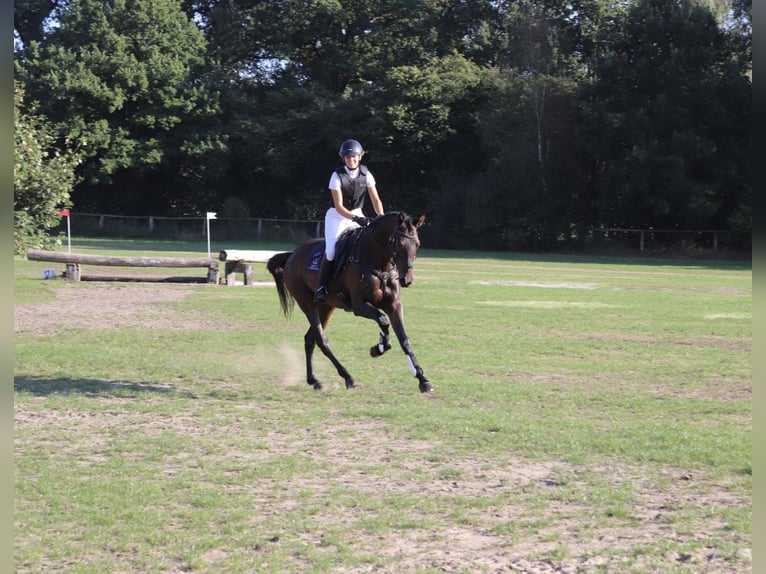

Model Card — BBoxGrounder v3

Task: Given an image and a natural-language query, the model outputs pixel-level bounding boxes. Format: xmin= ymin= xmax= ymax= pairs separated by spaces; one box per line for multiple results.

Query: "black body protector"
xmin=330 ymin=165 xmax=369 ymax=211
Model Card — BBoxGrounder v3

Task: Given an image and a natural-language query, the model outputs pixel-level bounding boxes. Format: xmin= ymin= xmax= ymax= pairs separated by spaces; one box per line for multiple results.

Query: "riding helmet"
xmin=339 ymin=139 xmax=364 ymax=158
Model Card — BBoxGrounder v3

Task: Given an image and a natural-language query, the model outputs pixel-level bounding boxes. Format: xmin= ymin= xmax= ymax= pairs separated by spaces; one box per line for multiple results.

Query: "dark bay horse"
xmin=266 ymin=212 xmax=433 ymax=393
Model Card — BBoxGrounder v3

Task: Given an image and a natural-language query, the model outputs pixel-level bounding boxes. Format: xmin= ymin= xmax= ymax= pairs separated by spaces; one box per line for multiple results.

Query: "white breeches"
xmin=324 ymin=207 xmax=364 ymax=261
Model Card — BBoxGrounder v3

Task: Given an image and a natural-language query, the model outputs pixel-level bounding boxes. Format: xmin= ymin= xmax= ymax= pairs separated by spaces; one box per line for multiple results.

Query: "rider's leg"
xmin=315 ymin=207 xmax=359 ymax=303
xmin=315 ymin=209 xmax=341 ymax=303
xmin=314 ymin=255 xmax=334 ymax=302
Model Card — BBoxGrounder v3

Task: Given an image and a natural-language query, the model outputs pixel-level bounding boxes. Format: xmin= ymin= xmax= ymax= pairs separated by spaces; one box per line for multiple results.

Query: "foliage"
xmin=582 ymin=0 xmax=751 ymax=239
xmin=16 ymin=0 xmax=222 ymax=214
xmin=13 ymin=0 xmax=751 ymax=251
xmin=13 ymin=81 xmax=79 ymax=255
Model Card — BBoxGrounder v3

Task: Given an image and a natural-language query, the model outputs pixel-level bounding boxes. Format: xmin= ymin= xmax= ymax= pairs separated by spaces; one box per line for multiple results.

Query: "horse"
xmin=266 ymin=211 xmax=433 ymax=394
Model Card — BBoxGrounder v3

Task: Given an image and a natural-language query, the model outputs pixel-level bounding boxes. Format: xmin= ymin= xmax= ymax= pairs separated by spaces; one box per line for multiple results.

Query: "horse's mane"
xmin=370 ymin=211 xmax=413 ymax=231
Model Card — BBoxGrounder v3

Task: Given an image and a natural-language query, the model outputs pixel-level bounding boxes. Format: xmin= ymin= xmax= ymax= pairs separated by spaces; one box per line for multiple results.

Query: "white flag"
xmin=206 ymin=212 xmax=217 ymax=220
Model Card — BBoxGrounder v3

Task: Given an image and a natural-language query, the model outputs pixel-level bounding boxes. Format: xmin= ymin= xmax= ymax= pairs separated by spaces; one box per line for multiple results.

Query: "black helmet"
xmin=338 ymin=139 xmax=364 ymax=158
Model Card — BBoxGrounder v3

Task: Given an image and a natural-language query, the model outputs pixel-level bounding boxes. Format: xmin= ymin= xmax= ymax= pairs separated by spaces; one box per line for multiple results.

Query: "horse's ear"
xmin=415 ymin=214 xmax=426 ymax=228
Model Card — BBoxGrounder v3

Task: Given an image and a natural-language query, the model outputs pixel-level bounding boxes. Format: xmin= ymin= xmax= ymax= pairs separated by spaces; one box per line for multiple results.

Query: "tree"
xmin=14 ymin=81 xmax=80 ymax=254
xmin=15 ymin=0 xmax=751 ymax=252
xmin=583 ymin=0 xmax=751 ymax=243
xmin=428 ymin=1 xmax=594 ymax=250
xmin=16 ymin=0 xmax=221 ymax=213
xmin=13 ymin=0 xmax=58 ymax=47
xmin=183 ymin=0 xmax=497 ymax=218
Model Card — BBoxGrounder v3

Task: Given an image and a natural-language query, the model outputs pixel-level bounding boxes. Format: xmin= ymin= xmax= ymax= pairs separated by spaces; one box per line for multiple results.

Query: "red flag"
xmin=60 ymin=209 xmax=70 ymax=217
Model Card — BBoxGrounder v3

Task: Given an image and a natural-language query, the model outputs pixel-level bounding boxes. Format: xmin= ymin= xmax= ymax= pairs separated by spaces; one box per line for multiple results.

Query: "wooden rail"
xmin=27 ymin=249 xmax=220 ymax=283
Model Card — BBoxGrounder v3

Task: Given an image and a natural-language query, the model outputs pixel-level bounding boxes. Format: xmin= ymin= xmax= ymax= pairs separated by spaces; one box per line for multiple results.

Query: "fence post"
xmin=640 ymin=231 xmax=645 ymax=252
xmin=713 ymin=232 xmax=718 ymax=252
xmin=149 ymin=217 xmax=154 ymax=233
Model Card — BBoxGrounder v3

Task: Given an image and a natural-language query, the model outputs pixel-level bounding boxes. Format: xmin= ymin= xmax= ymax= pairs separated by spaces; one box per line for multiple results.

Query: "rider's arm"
xmin=367 ymin=185 xmax=384 ymax=216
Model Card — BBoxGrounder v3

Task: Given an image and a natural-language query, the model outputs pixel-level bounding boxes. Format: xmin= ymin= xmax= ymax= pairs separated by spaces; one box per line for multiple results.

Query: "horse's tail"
xmin=266 ymin=252 xmax=294 ymax=317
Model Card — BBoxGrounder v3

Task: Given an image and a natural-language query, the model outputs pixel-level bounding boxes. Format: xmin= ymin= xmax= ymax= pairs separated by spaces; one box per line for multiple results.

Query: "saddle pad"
xmin=308 ymin=241 xmax=324 ymax=272
xmin=307 ymin=228 xmax=363 ymax=274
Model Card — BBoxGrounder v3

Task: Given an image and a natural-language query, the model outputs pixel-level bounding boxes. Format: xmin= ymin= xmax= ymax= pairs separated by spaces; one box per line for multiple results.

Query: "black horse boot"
xmin=314 ymin=256 xmax=334 ymax=302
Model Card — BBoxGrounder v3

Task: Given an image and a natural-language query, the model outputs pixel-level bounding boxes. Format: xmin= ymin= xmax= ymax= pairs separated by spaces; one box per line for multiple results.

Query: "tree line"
xmin=14 ymin=0 xmax=751 ymax=253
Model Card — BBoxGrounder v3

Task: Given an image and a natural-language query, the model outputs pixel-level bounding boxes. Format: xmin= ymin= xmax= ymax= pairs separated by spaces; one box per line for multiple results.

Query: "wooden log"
xmin=27 ymin=249 xmax=219 ymax=269
xmin=27 ymin=249 xmax=220 ymax=283
xmin=218 ymin=249 xmax=278 ymax=262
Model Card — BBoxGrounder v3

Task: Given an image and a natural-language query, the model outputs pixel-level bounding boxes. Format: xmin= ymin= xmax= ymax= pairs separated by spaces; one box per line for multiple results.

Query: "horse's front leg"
xmin=371 ymin=324 xmax=393 ymax=358
xmin=370 ymin=312 xmax=392 ymax=358
xmin=386 ymin=301 xmax=433 ymax=393
xmin=350 ymin=300 xmax=392 ymax=358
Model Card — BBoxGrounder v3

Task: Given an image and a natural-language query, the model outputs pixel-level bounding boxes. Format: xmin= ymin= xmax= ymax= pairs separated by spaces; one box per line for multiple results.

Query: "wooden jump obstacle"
xmin=27 ymin=249 xmax=220 ymax=283
xmin=217 ymin=250 xmax=279 ymax=286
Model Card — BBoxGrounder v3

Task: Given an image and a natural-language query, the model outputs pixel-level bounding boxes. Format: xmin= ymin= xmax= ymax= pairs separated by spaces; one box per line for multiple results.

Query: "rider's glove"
xmin=352 ymin=215 xmax=372 ymax=227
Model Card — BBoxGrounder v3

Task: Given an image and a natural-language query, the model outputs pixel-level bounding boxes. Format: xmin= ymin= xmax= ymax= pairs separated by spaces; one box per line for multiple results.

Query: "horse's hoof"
xmin=370 ymin=343 xmax=391 ymax=358
xmin=419 ymin=382 xmax=433 ymax=393
xmin=313 ymin=382 xmax=323 ymax=390
xmin=345 ymin=378 xmax=356 ymax=389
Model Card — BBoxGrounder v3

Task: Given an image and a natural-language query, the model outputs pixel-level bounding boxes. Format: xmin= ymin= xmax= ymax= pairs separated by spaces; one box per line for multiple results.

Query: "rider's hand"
xmin=352 ymin=215 xmax=372 ymax=227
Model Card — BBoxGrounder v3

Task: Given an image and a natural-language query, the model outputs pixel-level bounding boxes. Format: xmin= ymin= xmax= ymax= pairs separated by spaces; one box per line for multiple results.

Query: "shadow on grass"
xmin=14 ymin=376 xmax=198 ymax=398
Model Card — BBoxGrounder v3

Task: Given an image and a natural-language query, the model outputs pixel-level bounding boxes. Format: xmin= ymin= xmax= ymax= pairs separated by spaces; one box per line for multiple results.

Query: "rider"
xmin=314 ymin=139 xmax=385 ymax=302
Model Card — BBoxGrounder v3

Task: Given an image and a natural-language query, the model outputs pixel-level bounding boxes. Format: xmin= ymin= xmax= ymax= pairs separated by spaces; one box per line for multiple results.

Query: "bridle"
xmin=364 ymin=221 xmax=418 ymax=284
xmin=387 ymin=229 xmax=418 ymax=271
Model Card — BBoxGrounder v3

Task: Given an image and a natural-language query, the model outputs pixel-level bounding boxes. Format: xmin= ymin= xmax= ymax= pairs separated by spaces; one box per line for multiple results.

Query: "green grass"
xmin=14 ymin=240 xmax=751 ymax=572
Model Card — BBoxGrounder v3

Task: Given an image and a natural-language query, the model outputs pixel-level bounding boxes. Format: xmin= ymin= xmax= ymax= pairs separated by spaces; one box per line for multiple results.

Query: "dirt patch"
xmin=14 ymin=398 xmax=751 ymax=573
xmin=14 ymin=283 xmax=225 ymax=335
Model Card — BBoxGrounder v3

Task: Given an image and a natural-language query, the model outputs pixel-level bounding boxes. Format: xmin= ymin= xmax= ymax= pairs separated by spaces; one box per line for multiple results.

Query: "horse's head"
xmin=389 ymin=213 xmax=425 ymax=287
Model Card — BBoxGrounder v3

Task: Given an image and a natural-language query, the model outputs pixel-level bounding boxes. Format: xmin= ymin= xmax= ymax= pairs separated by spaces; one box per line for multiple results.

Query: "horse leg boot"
xmin=313 ymin=256 xmax=334 ymax=303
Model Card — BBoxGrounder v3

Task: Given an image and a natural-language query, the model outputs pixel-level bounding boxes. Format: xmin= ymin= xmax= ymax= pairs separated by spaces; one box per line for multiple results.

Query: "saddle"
xmin=333 ymin=226 xmax=364 ymax=276
xmin=307 ymin=226 xmax=365 ymax=277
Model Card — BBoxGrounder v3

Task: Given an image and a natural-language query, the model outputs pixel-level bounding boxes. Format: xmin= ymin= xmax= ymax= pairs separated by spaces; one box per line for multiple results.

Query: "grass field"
xmin=14 ymin=239 xmax=751 ymax=573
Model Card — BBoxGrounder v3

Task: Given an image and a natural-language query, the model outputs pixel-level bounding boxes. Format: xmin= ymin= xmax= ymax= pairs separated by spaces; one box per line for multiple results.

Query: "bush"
xmin=14 ymin=80 xmax=80 ymax=254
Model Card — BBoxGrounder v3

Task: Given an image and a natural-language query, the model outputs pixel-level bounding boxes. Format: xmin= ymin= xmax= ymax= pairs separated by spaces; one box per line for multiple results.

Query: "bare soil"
xmin=15 ymin=281 xmax=752 ymax=573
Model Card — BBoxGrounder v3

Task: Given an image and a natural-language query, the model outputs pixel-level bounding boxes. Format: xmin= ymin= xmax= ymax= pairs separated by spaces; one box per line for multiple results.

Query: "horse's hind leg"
xmin=304 ymin=327 xmax=321 ymax=390
xmin=318 ymin=306 xmax=357 ymax=389
xmin=300 ymin=304 xmax=356 ymax=390
xmin=312 ymin=327 xmax=356 ymax=389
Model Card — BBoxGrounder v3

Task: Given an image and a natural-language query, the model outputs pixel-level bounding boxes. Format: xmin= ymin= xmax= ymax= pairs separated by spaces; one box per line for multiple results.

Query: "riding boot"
xmin=314 ymin=256 xmax=334 ymax=302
